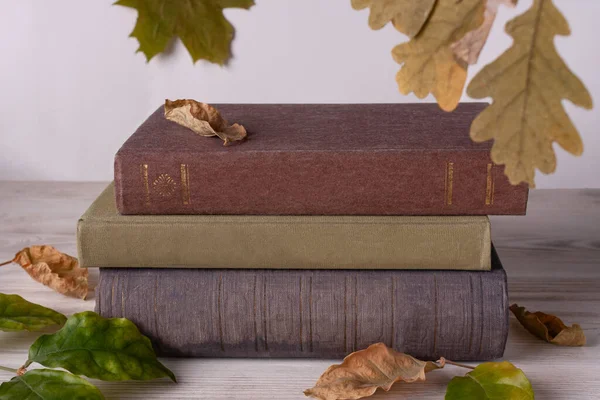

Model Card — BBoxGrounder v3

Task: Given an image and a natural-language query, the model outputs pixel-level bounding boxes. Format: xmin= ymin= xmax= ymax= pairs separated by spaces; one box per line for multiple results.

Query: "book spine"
xmin=77 ymin=195 xmax=491 ymax=269
xmin=95 ymin=254 xmax=508 ymax=360
xmin=114 ymin=149 xmax=528 ymax=215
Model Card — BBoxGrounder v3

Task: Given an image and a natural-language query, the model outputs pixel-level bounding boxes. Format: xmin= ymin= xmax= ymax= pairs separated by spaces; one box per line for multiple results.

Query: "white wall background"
xmin=1 ymin=0 xmax=598 ymax=188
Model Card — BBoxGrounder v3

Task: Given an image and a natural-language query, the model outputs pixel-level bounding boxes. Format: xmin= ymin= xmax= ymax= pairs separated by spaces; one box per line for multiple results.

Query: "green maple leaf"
xmin=115 ymin=0 xmax=255 ymax=64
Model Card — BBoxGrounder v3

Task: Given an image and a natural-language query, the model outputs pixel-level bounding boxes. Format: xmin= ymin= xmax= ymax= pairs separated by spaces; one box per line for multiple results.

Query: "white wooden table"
xmin=0 ymin=182 xmax=599 ymax=399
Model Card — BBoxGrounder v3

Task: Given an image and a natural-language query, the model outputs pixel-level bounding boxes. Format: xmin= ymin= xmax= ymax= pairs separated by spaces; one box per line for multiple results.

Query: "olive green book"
xmin=77 ymin=183 xmax=491 ymax=270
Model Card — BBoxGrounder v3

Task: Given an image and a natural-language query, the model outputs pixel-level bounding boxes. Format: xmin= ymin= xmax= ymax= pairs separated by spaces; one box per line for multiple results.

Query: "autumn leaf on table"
xmin=114 ymin=0 xmax=255 ymax=64
xmin=451 ymin=0 xmax=517 ymax=65
xmin=165 ymin=99 xmax=247 ymax=146
xmin=0 ymin=293 xmax=66 ymax=332
xmin=25 ymin=311 xmax=176 ymax=382
xmin=0 ymin=246 xmax=88 ymax=299
xmin=351 ymin=0 xmax=436 ymax=38
xmin=510 ymin=304 xmax=586 ymax=346
xmin=445 ymin=361 xmax=534 ymax=400
xmin=0 ymin=369 xmax=105 ymax=400
xmin=392 ymin=0 xmax=485 ymax=111
xmin=467 ymin=0 xmax=593 ymax=187
xmin=304 ymin=343 xmax=443 ymax=400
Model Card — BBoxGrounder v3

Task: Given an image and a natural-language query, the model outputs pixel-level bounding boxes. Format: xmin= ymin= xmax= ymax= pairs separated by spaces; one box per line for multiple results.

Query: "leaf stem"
xmin=443 ymin=359 xmax=476 ymax=370
xmin=0 ymin=259 xmax=13 ymax=267
xmin=0 ymin=365 xmax=18 ymax=374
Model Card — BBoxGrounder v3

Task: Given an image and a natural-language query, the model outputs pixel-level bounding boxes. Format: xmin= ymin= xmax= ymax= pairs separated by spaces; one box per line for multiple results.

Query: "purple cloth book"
xmin=95 ymin=248 xmax=508 ymax=361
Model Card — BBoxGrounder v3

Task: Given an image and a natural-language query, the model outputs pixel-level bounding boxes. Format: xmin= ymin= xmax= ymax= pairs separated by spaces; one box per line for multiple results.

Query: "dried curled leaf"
xmin=467 ymin=0 xmax=593 ymax=187
xmin=392 ymin=0 xmax=485 ymax=111
xmin=2 ymin=246 xmax=88 ymax=299
xmin=351 ymin=0 xmax=436 ymax=38
xmin=451 ymin=0 xmax=517 ymax=65
xmin=510 ymin=304 xmax=585 ymax=346
xmin=304 ymin=343 xmax=443 ymax=400
xmin=164 ymin=99 xmax=247 ymax=146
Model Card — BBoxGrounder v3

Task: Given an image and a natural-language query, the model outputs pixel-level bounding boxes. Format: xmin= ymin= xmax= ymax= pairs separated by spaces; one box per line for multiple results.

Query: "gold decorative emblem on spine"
xmin=444 ymin=162 xmax=454 ymax=205
xmin=152 ymin=173 xmax=177 ymax=197
xmin=180 ymin=164 xmax=191 ymax=205
xmin=140 ymin=164 xmax=150 ymax=205
xmin=485 ymin=163 xmax=496 ymax=205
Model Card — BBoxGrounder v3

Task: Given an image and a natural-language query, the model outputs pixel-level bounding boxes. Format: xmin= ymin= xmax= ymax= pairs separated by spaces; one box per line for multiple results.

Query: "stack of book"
xmin=77 ymin=103 xmax=528 ymax=361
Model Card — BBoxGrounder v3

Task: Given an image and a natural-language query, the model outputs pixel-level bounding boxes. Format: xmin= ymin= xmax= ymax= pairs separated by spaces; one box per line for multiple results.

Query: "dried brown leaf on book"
xmin=0 ymin=246 xmax=88 ymax=299
xmin=351 ymin=0 xmax=436 ymax=38
xmin=467 ymin=0 xmax=593 ymax=187
xmin=164 ymin=99 xmax=247 ymax=146
xmin=304 ymin=342 xmax=444 ymax=400
xmin=392 ymin=0 xmax=485 ymax=111
xmin=451 ymin=0 xmax=517 ymax=65
xmin=510 ymin=304 xmax=585 ymax=346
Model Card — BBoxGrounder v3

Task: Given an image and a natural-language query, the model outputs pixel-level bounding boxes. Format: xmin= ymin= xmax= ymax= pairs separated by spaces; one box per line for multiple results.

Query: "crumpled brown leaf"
xmin=304 ymin=343 xmax=444 ymax=400
xmin=164 ymin=99 xmax=247 ymax=146
xmin=451 ymin=0 xmax=517 ymax=65
xmin=510 ymin=304 xmax=585 ymax=346
xmin=0 ymin=246 xmax=88 ymax=299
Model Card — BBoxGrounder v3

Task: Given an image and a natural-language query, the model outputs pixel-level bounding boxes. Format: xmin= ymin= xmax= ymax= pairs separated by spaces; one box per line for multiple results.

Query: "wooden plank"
xmin=0 ymin=182 xmax=598 ymax=399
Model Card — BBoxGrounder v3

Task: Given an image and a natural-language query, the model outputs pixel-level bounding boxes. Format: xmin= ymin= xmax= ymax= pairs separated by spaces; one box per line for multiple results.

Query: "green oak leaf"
xmin=115 ymin=0 xmax=255 ymax=64
xmin=0 ymin=369 xmax=104 ymax=400
xmin=0 ymin=293 xmax=66 ymax=332
xmin=445 ymin=361 xmax=534 ymax=400
xmin=26 ymin=311 xmax=176 ymax=382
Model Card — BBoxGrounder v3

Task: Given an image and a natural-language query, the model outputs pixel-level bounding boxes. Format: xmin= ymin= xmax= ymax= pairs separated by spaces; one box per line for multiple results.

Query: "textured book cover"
xmin=95 ymin=248 xmax=508 ymax=361
xmin=115 ymin=103 xmax=528 ymax=216
xmin=78 ymin=183 xmax=491 ymax=270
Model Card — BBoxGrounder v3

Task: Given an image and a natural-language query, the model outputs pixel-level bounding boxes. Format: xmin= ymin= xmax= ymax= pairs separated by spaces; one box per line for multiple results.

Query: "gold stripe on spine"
xmin=180 ymin=164 xmax=191 ymax=205
xmin=485 ymin=163 xmax=495 ymax=205
xmin=445 ymin=162 xmax=454 ymax=205
xmin=140 ymin=164 xmax=150 ymax=205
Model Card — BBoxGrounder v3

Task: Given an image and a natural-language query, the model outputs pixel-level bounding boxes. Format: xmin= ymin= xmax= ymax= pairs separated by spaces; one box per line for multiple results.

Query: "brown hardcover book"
xmin=115 ymin=103 xmax=528 ymax=215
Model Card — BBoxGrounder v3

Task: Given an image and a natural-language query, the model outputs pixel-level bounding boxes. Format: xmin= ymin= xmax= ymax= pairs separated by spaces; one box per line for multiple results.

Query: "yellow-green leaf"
xmin=0 ymin=369 xmax=105 ymax=400
xmin=451 ymin=0 xmax=517 ymax=65
xmin=114 ymin=0 xmax=255 ymax=64
xmin=0 ymin=293 xmax=66 ymax=332
xmin=27 ymin=311 xmax=175 ymax=382
xmin=445 ymin=361 xmax=533 ymax=400
xmin=467 ymin=0 xmax=593 ymax=187
xmin=351 ymin=0 xmax=437 ymax=38
xmin=510 ymin=304 xmax=586 ymax=346
xmin=392 ymin=0 xmax=485 ymax=111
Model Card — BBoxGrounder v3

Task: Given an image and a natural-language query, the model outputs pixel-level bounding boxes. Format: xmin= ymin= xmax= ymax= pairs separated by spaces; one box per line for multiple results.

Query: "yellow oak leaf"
xmin=467 ymin=0 xmax=593 ymax=187
xmin=114 ymin=0 xmax=254 ymax=64
xmin=451 ymin=0 xmax=517 ymax=65
xmin=1 ymin=246 xmax=88 ymax=299
xmin=392 ymin=0 xmax=486 ymax=111
xmin=351 ymin=0 xmax=436 ymax=38
xmin=510 ymin=304 xmax=585 ymax=346
xmin=304 ymin=343 xmax=443 ymax=400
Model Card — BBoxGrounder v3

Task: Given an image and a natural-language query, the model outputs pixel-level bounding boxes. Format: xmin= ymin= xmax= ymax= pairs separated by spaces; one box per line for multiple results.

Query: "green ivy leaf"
xmin=114 ymin=0 xmax=255 ymax=64
xmin=445 ymin=361 xmax=534 ymax=400
xmin=26 ymin=311 xmax=176 ymax=382
xmin=0 ymin=293 xmax=66 ymax=332
xmin=0 ymin=369 xmax=104 ymax=400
